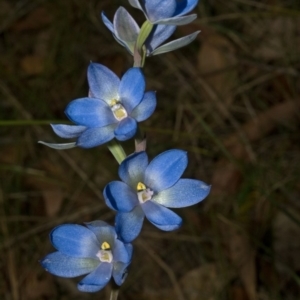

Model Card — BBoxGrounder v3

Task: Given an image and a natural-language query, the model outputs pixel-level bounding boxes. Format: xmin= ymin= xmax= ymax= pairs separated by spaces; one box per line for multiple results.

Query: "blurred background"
xmin=0 ymin=0 xmax=299 ymax=299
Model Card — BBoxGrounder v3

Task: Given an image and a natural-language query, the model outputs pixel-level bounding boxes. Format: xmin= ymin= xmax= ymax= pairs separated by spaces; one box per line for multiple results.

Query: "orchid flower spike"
xmin=39 ymin=63 xmax=156 ymax=149
xmin=104 ymin=149 xmax=211 ymax=242
xmin=40 ymin=221 xmax=133 ymax=293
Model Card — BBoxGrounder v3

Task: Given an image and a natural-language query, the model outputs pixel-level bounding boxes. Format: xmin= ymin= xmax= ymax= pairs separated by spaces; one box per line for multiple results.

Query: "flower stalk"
xmin=107 ymin=140 xmax=127 ymax=164
xmin=136 ymin=20 xmax=153 ymax=55
xmin=109 ymin=281 xmax=120 ymax=300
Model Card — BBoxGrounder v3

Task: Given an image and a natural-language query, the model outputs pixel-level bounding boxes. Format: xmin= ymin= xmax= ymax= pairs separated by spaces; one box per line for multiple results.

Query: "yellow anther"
xmin=137 ymin=182 xmax=146 ymax=191
xmin=109 ymin=99 xmax=120 ymax=107
xmin=110 ymin=99 xmax=118 ymax=107
xmin=101 ymin=241 xmax=111 ymax=250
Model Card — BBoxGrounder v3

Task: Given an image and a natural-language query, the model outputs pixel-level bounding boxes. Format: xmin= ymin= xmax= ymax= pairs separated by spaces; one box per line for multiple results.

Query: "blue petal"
xmin=145 ymin=24 xmax=176 ymax=54
xmin=175 ymin=0 xmax=199 ymax=16
xmin=144 ymin=0 xmax=176 ymax=23
xmin=40 ymin=252 xmax=99 ymax=278
xmin=113 ymin=261 xmax=130 ymax=286
xmin=128 ymin=0 xmax=143 ymax=10
xmin=87 ymin=63 xmax=120 ymax=102
xmin=142 ymin=201 xmax=182 ymax=231
xmin=125 ymin=243 xmax=133 ymax=259
xmin=119 ymin=68 xmax=145 ymax=113
xmin=114 ymin=117 xmax=137 ymax=141
xmin=51 ymin=124 xmax=86 ymax=138
xmin=115 ymin=205 xmax=145 ymax=243
xmin=50 ymin=224 xmax=99 ymax=258
xmin=104 ymin=181 xmax=138 ymax=212
xmin=131 ymin=91 xmax=156 ymax=122
xmin=155 ymin=14 xmax=197 ymax=25
xmin=78 ymin=262 xmax=113 ymax=292
xmin=101 ymin=11 xmax=130 ymax=51
xmin=144 ymin=149 xmax=188 ymax=192
xmin=113 ymin=239 xmax=131 ymax=263
xmin=85 ymin=221 xmax=116 ymax=249
xmin=76 ymin=124 xmax=115 ymax=148
xmin=101 ymin=11 xmax=115 ymax=34
xmin=38 ymin=141 xmax=77 ymax=150
xmin=118 ymin=151 xmax=148 ymax=189
xmin=65 ymin=98 xmax=115 ymax=127
xmin=151 ymin=31 xmax=200 ymax=56
xmin=114 ymin=7 xmax=139 ymax=54
xmin=153 ymin=179 xmax=211 ymax=208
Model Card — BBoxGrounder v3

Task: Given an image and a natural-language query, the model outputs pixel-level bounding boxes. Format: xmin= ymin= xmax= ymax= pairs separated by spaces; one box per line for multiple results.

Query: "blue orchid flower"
xmin=101 ymin=7 xmax=200 ymax=56
xmin=40 ymin=63 xmax=156 ymax=149
xmin=40 ymin=221 xmax=133 ymax=293
xmin=103 ymin=149 xmax=211 ymax=243
xmin=128 ymin=0 xmax=199 ymax=25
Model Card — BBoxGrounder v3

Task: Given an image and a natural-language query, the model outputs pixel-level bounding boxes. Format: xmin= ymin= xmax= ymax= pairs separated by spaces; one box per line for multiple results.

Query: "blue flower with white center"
xmin=39 ymin=63 xmax=156 ymax=149
xmin=103 ymin=149 xmax=211 ymax=243
xmin=128 ymin=0 xmax=199 ymax=25
xmin=101 ymin=7 xmax=200 ymax=56
xmin=40 ymin=221 xmax=133 ymax=293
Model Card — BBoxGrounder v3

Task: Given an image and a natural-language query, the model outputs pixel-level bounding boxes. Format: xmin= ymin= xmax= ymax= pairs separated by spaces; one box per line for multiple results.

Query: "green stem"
xmin=109 ymin=289 xmax=119 ymax=300
xmin=133 ymin=20 xmax=153 ymax=68
xmin=133 ymin=45 xmax=147 ymax=68
xmin=136 ymin=20 xmax=153 ymax=54
xmin=134 ymin=124 xmax=146 ymax=152
xmin=109 ymin=281 xmax=120 ymax=300
xmin=107 ymin=140 xmax=127 ymax=164
xmin=135 ymin=124 xmax=144 ymax=142
xmin=133 ymin=49 xmax=142 ymax=67
xmin=141 ymin=45 xmax=147 ymax=68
